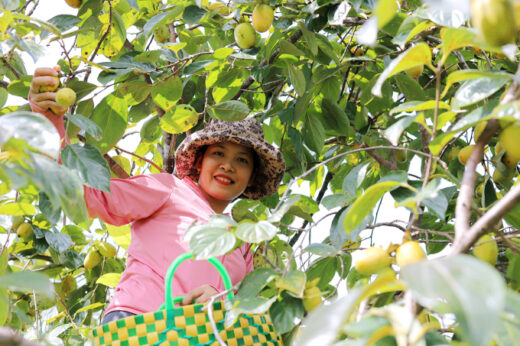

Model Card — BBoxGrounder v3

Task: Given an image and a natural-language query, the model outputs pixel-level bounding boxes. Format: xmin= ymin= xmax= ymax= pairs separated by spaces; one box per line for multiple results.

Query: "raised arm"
xmin=28 ymin=66 xmax=68 ymax=141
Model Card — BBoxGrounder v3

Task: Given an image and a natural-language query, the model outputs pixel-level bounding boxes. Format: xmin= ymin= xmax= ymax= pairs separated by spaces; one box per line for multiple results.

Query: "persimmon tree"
xmin=1 ymin=0 xmax=520 ymax=345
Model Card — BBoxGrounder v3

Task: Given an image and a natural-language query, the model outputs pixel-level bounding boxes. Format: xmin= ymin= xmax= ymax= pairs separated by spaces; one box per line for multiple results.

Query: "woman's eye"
xmin=212 ymin=151 xmax=224 ymax=156
xmin=238 ymin=157 xmax=249 ymax=164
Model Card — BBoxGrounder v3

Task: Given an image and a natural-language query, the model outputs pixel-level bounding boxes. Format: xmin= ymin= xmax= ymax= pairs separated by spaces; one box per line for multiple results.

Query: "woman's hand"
xmin=181 ymin=285 xmax=219 ymax=306
xmin=28 ymin=66 xmax=67 ymax=116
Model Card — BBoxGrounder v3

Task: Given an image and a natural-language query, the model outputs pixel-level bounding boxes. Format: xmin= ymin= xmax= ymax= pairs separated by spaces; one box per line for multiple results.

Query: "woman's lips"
xmin=214 ymin=174 xmax=233 ymax=185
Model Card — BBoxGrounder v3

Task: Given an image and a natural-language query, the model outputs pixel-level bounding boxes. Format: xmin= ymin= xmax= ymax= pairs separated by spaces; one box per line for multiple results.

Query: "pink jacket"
xmin=29 ymin=98 xmax=253 ymax=315
xmin=85 ymin=174 xmax=253 ymax=315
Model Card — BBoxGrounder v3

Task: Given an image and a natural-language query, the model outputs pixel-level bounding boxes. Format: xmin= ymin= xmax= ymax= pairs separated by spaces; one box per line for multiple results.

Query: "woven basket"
xmin=91 ymin=252 xmax=282 ymax=345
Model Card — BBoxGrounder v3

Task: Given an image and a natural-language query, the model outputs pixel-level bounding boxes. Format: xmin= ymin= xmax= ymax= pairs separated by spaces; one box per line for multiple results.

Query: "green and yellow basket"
xmin=91 ymin=252 xmax=282 ymax=345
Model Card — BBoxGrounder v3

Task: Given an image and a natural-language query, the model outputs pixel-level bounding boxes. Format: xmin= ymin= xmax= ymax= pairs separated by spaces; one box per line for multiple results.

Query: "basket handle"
xmin=164 ymin=252 xmax=234 ymax=310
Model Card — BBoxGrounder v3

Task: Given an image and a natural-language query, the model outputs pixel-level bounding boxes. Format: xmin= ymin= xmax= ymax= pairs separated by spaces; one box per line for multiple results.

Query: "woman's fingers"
xmin=180 ymin=285 xmax=219 ymax=306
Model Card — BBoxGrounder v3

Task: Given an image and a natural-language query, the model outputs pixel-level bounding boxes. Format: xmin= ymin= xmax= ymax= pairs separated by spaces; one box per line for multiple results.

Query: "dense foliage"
xmin=1 ymin=0 xmax=520 ymax=345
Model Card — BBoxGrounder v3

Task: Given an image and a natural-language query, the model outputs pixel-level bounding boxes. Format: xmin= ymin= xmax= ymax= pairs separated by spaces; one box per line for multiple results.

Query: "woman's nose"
xmin=220 ymin=161 xmax=234 ymax=171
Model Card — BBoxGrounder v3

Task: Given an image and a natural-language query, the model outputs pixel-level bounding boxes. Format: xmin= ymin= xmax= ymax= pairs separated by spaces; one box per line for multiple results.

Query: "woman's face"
xmin=197 ymin=141 xmax=255 ymax=212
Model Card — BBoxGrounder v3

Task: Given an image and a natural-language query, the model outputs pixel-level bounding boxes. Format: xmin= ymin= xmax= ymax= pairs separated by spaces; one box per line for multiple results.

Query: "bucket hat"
xmin=175 ymin=117 xmax=285 ymax=200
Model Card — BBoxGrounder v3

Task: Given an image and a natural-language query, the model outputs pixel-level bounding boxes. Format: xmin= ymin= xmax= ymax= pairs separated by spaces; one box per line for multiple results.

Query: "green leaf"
xmin=304 ymin=243 xmax=338 ymax=257
xmin=118 ymin=80 xmax=152 ymax=106
xmin=439 ymin=27 xmax=477 ymax=66
xmin=400 ymin=255 xmax=505 ymax=346
xmin=298 ymin=23 xmax=318 ymax=56
xmin=490 ymin=100 xmax=520 ymax=125
xmin=61 ymin=143 xmax=111 ymax=191
xmin=0 ymin=271 xmax=54 ymax=297
xmin=207 ymin=101 xmax=249 ymax=121
xmin=235 ymin=268 xmax=278 ymax=301
xmin=279 ymin=40 xmax=305 ymax=57
xmin=58 ymin=250 xmax=84 ymax=269
xmin=143 ymin=6 xmax=184 ymax=37
xmin=0 ymin=287 xmax=8 ymax=325
xmin=151 ymin=76 xmax=182 ymax=111
xmin=183 ymin=5 xmax=207 ymax=24
xmin=390 ymin=100 xmax=449 ymax=115
xmin=393 ymin=16 xmax=435 ymax=48
xmin=303 ymin=112 xmax=325 ymax=154
xmin=429 ymin=101 xmax=498 ymax=156
xmin=66 ymin=113 xmax=103 ymax=140
xmin=96 ymin=273 xmax=121 ymax=287
xmin=372 ymin=43 xmax=432 ymax=97
xmin=0 ymin=111 xmax=60 ymax=158
xmin=27 ymin=154 xmax=89 ymax=225
xmin=343 ymin=181 xmax=402 ymax=233
xmin=184 ymin=215 xmax=237 ymax=259
xmin=321 ymin=98 xmax=351 ymax=135
xmin=442 ymin=70 xmax=513 ymax=98
xmin=106 ymin=224 xmax=131 ymax=250
xmin=160 ymin=104 xmax=199 ymax=134
xmin=235 ymin=221 xmax=278 ymax=243
xmin=45 ymin=232 xmax=73 ymax=253
xmin=452 ymin=77 xmax=510 ymax=109
xmin=62 ymin=225 xmax=88 ymax=245
xmin=275 ymin=270 xmax=306 ymax=296
xmin=384 ymin=115 xmax=417 ymax=146
xmin=374 ymin=0 xmax=399 ymax=29
xmin=505 ymin=203 xmax=520 ymax=230
xmin=0 ymin=250 xmax=7 ymax=276
xmin=86 ymin=94 xmax=128 ymax=155
xmin=0 ymin=202 xmax=36 ymax=216
xmin=0 ymin=88 xmax=7 ymax=108
xmin=286 ymin=62 xmax=306 ymax=97
xmin=269 ymin=293 xmax=304 ymax=334
xmin=294 ymin=288 xmax=364 ymax=346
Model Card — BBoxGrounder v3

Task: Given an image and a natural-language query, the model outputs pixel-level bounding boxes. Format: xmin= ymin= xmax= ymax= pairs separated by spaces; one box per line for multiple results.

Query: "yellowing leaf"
xmin=0 ymin=202 xmax=36 ymax=216
xmin=96 ymin=273 xmax=121 ymax=288
xmin=106 ymin=224 xmax=131 ymax=250
xmin=372 ymin=43 xmax=433 ymax=97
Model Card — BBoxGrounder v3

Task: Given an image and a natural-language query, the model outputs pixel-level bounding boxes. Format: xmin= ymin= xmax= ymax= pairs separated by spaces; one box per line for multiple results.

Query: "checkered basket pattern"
xmin=91 ymin=252 xmax=283 ymax=345
xmin=91 ymin=301 xmax=282 ymax=345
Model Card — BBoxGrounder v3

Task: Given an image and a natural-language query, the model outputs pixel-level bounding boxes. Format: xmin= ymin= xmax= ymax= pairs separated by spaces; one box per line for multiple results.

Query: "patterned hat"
xmin=175 ymin=117 xmax=285 ymax=200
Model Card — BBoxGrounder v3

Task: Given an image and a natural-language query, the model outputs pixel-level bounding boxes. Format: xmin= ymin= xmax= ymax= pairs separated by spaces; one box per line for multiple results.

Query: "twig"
xmin=200 ymin=287 xmax=236 ymax=346
xmin=113 ymin=146 xmax=165 ymax=173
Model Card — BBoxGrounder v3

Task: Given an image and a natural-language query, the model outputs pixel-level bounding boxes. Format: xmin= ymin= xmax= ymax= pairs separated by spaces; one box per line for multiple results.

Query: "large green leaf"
xmin=343 ymin=181 xmax=403 ymax=233
xmin=183 ymin=215 xmax=237 ymax=259
xmin=400 ymin=255 xmax=506 ymax=346
xmin=45 ymin=231 xmax=73 ymax=253
xmin=442 ymin=70 xmax=513 ymax=97
xmin=235 ymin=220 xmax=278 ymax=243
xmin=235 ymin=268 xmax=278 ymax=301
xmin=26 ymin=154 xmax=89 ymax=225
xmin=207 ymin=101 xmax=249 ymax=121
xmin=66 ymin=113 xmax=102 ymax=140
xmin=0 ymin=111 xmax=60 ymax=158
xmin=86 ymin=94 xmax=128 ymax=155
xmin=160 ymin=104 xmax=199 ymax=134
xmin=292 ymin=288 xmax=364 ymax=346
xmin=151 ymin=76 xmax=182 ymax=111
xmin=61 ymin=143 xmax=111 ymax=191
xmin=0 ymin=271 xmax=54 ymax=297
xmin=269 ymin=294 xmax=304 ymax=334
xmin=303 ymin=112 xmax=325 ymax=154
xmin=452 ymin=77 xmax=510 ymax=109
xmin=286 ymin=62 xmax=306 ymax=97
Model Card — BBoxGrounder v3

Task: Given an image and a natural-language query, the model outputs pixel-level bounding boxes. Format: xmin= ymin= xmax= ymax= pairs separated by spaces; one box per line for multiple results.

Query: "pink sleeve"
xmin=28 ymin=97 xmax=68 ymax=145
xmin=84 ymin=173 xmax=175 ymax=226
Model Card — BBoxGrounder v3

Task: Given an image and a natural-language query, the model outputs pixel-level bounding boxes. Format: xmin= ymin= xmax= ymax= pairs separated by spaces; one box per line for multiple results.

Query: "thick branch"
xmin=104 ymin=154 xmax=130 ymax=179
xmin=454 ymin=119 xmax=499 ymax=239
xmin=451 ymin=183 xmax=520 ymax=254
